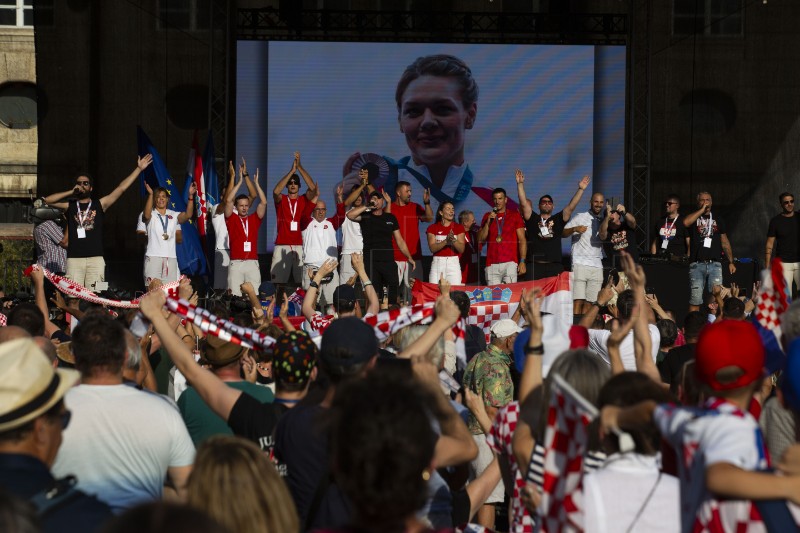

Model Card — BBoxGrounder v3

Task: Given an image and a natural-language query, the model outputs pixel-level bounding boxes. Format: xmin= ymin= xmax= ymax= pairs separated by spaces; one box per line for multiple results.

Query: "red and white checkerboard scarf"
xmin=26 ymin=264 xmax=181 ymax=308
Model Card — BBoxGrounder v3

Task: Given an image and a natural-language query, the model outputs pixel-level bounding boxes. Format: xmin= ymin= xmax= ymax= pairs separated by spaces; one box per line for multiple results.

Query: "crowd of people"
xmin=7 ymin=54 xmax=800 ymax=533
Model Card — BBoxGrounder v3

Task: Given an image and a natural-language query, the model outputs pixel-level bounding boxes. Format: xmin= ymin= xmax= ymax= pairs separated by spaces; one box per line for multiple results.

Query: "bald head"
xmin=0 ymin=325 xmax=31 ymax=344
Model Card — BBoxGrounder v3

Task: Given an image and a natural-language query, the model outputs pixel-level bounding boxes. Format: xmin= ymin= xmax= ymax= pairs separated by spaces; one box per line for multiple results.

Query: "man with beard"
xmin=650 ymin=194 xmax=689 ymax=257
xmin=565 ymin=192 xmax=610 ymax=316
xmin=766 ymin=192 xmax=800 ymax=297
xmin=515 ymin=169 xmax=590 ymax=280
xmin=43 ymin=155 xmax=153 ymax=290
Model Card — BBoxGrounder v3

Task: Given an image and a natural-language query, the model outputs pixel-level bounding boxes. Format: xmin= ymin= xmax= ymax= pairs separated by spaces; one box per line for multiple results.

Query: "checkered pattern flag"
xmin=753 ymin=258 xmax=791 ymax=373
xmin=538 ymin=373 xmax=597 ymax=533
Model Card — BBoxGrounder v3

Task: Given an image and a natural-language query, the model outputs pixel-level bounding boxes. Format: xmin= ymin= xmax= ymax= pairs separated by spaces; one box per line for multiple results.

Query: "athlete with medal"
xmin=142 ymin=181 xmax=196 ymax=286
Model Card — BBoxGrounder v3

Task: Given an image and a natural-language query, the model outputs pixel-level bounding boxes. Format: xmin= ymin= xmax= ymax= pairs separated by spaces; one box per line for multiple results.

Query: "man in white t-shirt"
xmin=565 ymin=192 xmax=611 ymax=316
xmin=51 ymin=312 xmax=195 ymax=513
xmin=580 ymin=287 xmax=660 ymax=370
xmin=301 ymin=192 xmax=344 ymax=310
xmin=340 ymin=180 xmax=367 ymax=284
xmin=141 ymin=182 xmax=195 ymax=286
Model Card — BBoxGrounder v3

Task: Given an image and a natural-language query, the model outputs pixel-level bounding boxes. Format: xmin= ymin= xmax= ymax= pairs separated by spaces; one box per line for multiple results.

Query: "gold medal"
xmin=496 ymin=236 xmax=502 ymax=243
xmin=162 ymin=233 xmax=169 ymax=240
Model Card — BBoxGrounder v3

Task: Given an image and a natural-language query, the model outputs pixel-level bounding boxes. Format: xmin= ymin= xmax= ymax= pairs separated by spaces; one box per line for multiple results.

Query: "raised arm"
xmin=301 ymin=259 xmax=338 ymax=321
xmin=398 ymin=296 xmax=460 ymax=359
xmin=142 ymin=182 xmax=154 ymax=224
xmin=272 ymin=152 xmax=299 ymax=202
xmin=562 ymin=175 xmax=591 ymax=221
xmin=517 ymin=227 xmax=527 ymax=276
xmin=139 ymin=287 xmax=242 ymax=421
xmin=620 ymin=251 xmax=660 ymax=382
xmin=100 ymin=154 xmax=153 ymax=211
xmin=177 ymin=182 xmax=196 ymax=224
xmin=518 ymin=291 xmax=544 ymax=404
xmin=683 ymin=202 xmax=708 ymax=228
xmin=253 ymin=169 xmax=267 ymax=219
xmin=351 ymin=252 xmax=379 ymax=316
xmin=344 ymin=169 xmax=369 ymax=207
xmin=420 ymin=188 xmax=433 ymax=222
xmin=214 ymin=161 xmax=235 ymax=216
xmin=579 ymin=280 xmax=615 ymax=328
xmin=295 ymin=152 xmax=318 ymax=201
xmin=515 ymin=169 xmax=533 ymax=221
xmin=598 ymin=203 xmax=612 ymax=240
xmin=241 ymin=158 xmax=258 ymax=205
xmin=615 ymin=204 xmax=637 ymax=230
xmin=43 ymin=189 xmax=75 ymax=211
xmin=223 ymin=166 xmax=242 ymax=218
xmin=347 ymin=204 xmax=368 ymax=222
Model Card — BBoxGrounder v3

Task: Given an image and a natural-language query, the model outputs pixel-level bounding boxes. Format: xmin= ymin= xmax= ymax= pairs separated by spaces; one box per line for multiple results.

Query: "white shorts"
xmin=469 ymin=433 xmax=505 ymax=504
xmin=143 ymin=256 xmax=179 ymax=286
xmin=339 ymin=253 xmax=360 ymax=286
xmin=213 ymin=249 xmax=230 ymax=290
xmin=429 ymin=256 xmax=461 ymax=285
xmin=485 ymin=261 xmax=517 ymax=285
xmin=572 ymin=263 xmax=603 ymax=301
xmin=228 ymin=260 xmax=261 ymax=296
xmin=270 ymin=245 xmax=303 ymax=284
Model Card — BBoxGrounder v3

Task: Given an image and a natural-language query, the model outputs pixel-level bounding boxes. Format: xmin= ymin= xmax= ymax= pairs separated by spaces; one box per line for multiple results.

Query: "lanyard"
xmin=287 ymin=197 xmax=298 ymax=221
xmin=496 ymin=212 xmax=506 ymax=237
xmin=157 ymin=211 xmax=169 ymax=235
xmin=239 ymin=215 xmax=249 ymax=240
xmin=390 ymin=156 xmax=473 ymax=203
xmin=77 ymin=200 xmax=92 ymax=228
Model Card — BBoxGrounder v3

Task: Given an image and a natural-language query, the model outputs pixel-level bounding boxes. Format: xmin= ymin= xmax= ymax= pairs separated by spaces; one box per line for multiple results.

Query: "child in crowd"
xmin=600 ymin=320 xmax=800 ymax=532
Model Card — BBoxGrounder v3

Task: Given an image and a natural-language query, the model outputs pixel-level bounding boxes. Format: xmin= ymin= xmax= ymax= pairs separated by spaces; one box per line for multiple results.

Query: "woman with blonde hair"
xmin=186 ymin=435 xmax=299 ymax=533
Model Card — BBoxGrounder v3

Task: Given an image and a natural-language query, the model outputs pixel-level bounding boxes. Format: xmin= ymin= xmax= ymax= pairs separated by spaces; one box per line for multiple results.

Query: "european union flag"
xmin=137 ymin=126 xmax=208 ymax=276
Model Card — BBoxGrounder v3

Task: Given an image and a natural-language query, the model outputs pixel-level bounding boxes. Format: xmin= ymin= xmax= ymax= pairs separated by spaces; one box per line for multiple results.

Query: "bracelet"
xmin=243 ymin=172 xmax=249 ymax=177
xmin=593 ymin=301 xmax=604 ymax=308
xmin=524 ymin=344 xmax=544 ymax=356
xmin=363 ymin=281 xmax=373 ymax=288
xmin=309 ymin=280 xmax=319 ymax=289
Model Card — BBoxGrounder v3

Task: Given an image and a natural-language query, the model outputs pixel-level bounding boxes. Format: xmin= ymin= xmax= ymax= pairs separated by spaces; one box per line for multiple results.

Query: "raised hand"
xmin=434 ymin=295 xmax=461 ymax=326
xmin=139 ymin=289 xmax=167 ymax=320
xmin=228 ymin=160 xmax=235 ymax=179
xmin=138 ymin=154 xmax=153 ymax=171
xmin=515 ymin=169 xmax=525 ymax=184
xmin=578 ymin=175 xmax=590 ymax=190
xmin=145 ymin=182 xmax=153 ymax=195
xmin=359 ymin=167 xmax=369 ymax=185
xmin=188 ymin=182 xmax=197 ymax=198
xmin=350 ymin=252 xmax=365 ymax=273
xmin=381 ymin=189 xmax=392 ymax=204
xmin=423 ymin=188 xmax=430 ymax=205
xmin=438 ymin=272 xmax=451 ymax=295
xmin=240 ymin=156 xmax=248 ymax=176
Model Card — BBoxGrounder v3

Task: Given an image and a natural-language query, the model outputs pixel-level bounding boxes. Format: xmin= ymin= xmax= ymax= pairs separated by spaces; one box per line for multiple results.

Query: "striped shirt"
xmin=34 ymin=220 xmax=66 ymax=273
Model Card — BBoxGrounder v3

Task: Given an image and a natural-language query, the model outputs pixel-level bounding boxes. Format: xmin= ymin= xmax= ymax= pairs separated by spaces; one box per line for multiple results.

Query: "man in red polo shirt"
xmin=388 ymin=180 xmax=433 ymax=301
xmin=225 ymin=166 xmax=267 ymax=295
xmin=477 ymin=187 xmax=526 ymax=285
xmin=271 ymin=151 xmax=318 ymax=287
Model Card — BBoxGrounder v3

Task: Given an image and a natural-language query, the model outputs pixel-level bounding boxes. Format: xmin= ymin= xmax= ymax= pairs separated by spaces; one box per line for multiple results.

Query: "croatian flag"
xmin=186 ymin=132 xmax=208 ymax=242
xmin=538 ymin=373 xmax=595 ymax=533
xmin=753 ymin=258 xmax=791 ymax=373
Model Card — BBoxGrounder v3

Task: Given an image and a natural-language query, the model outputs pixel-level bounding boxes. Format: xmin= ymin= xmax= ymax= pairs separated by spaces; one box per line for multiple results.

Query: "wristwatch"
xmin=309 ymin=280 xmax=319 ymax=289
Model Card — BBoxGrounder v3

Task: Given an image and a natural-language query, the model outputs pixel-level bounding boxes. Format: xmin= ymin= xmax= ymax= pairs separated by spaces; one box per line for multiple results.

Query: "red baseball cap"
xmin=695 ymin=320 xmax=764 ymax=391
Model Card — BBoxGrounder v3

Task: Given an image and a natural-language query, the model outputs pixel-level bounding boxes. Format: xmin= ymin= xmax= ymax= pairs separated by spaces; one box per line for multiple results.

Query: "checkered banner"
xmin=411 ymin=273 xmax=573 ymax=339
xmin=538 ymin=373 xmax=596 ymax=533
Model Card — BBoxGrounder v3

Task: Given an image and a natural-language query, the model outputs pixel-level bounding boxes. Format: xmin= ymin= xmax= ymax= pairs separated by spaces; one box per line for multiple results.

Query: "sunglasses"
xmin=76 ymin=181 xmax=91 ymax=186
xmin=665 ymin=201 xmax=677 ymax=205
xmin=540 ymin=200 xmax=553 ymax=204
xmin=783 ymin=200 xmax=795 ymax=205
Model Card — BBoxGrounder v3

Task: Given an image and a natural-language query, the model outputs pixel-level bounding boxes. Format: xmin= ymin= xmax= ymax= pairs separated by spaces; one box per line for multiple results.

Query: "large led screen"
xmin=236 ymin=41 xmax=625 ymax=254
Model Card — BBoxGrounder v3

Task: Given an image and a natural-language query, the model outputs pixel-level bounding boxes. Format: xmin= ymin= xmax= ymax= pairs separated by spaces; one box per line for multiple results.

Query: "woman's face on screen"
xmin=398 ymin=75 xmax=476 ymax=168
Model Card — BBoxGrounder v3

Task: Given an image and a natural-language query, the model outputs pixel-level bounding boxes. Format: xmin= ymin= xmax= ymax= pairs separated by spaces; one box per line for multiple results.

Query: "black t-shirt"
xmin=66 ymin=199 xmax=105 ymax=258
xmin=606 ymin=219 xmax=639 ymax=261
xmin=526 ymin=211 xmax=566 ymax=263
xmin=652 ymin=215 xmax=688 ymax=256
xmin=688 ymin=213 xmax=727 ymax=262
xmin=767 ymin=213 xmax=800 ymax=262
xmin=657 ymin=343 xmax=696 ymax=393
xmin=359 ymin=211 xmax=399 ymax=263
xmin=227 ymin=392 xmax=289 ymax=453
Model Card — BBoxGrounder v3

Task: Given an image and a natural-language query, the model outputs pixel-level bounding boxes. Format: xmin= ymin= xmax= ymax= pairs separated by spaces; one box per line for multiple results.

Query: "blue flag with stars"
xmin=137 ymin=126 xmax=208 ymax=276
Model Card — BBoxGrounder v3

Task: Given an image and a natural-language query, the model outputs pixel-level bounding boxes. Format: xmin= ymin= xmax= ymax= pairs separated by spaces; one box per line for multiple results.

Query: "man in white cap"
xmin=462 ymin=317 xmax=522 ymax=529
xmin=0 ymin=338 xmax=112 ymax=532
